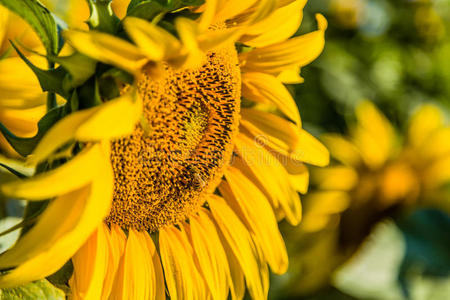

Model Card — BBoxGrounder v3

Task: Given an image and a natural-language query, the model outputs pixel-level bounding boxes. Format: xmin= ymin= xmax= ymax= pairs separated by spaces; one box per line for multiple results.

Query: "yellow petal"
xmin=111 ymin=0 xmax=129 ymax=19
xmin=0 ymin=172 xmax=112 ymax=287
xmin=312 ymin=166 xmax=359 ymax=191
xmin=221 ymin=166 xmax=288 ymax=274
xmin=1 ymin=143 xmax=103 ymax=200
xmin=110 ymin=229 xmax=155 ymax=300
xmin=175 ymin=18 xmax=204 ymax=69
xmin=240 ymin=14 xmax=327 ymax=74
xmin=424 ymin=156 xmax=450 ymax=189
xmin=242 ymin=72 xmax=301 ymax=125
xmin=419 ymin=127 xmax=450 ymax=160
xmin=408 ymin=104 xmax=443 ymax=148
xmin=0 ymin=56 xmax=47 ymax=108
xmin=302 ymin=191 xmax=350 ymax=232
xmin=101 ymin=225 xmax=127 ymax=300
xmin=235 ymin=134 xmax=302 ymax=225
xmin=70 ymin=224 xmax=109 ymax=300
xmin=252 ymin=240 xmax=270 ymax=297
xmin=75 ymin=91 xmax=142 ymax=141
xmin=244 ymin=0 xmax=278 ymax=25
xmin=198 ymin=0 xmax=218 ymax=31
xmin=223 ymin=241 xmax=245 ymax=300
xmin=189 ymin=210 xmax=231 ymax=300
xmin=277 ymin=67 xmax=304 ymax=84
xmin=142 ymin=232 xmax=166 ymax=300
xmin=30 ymin=91 xmax=142 ymax=164
xmin=159 ymin=226 xmax=202 ymax=300
xmin=208 ymin=195 xmax=265 ymax=300
xmin=123 ymin=17 xmax=181 ymax=61
xmin=241 ymin=108 xmax=329 ymax=166
xmin=0 ymin=142 xmax=113 ymax=287
xmin=353 ymin=100 xmax=396 ymax=169
xmin=287 ymin=163 xmax=309 ymax=194
xmin=239 ymin=0 xmax=307 ymax=47
xmin=215 ymin=0 xmax=260 ymax=22
xmin=198 ymin=28 xmax=242 ymax=52
xmin=241 ymin=108 xmax=300 ymax=151
xmin=0 ymin=106 xmax=45 ymax=137
xmin=63 ymin=30 xmax=147 ymax=74
xmin=178 ymin=226 xmax=210 ymax=300
xmin=320 ymin=133 xmax=361 ymax=166
xmin=305 ymin=191 xmax=351 ymax=215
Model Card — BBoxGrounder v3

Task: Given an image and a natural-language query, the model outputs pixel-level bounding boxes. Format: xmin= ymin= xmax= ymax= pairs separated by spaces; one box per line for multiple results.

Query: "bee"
xmin=183 ymin=165 xmax=206 ymax=190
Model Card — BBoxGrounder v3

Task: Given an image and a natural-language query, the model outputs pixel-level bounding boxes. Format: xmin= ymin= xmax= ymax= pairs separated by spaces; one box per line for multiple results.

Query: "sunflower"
xmin=0 ymin=0 xmax=328 ymax=298
xmin=279 ymin=100 xmax=450 ymax=295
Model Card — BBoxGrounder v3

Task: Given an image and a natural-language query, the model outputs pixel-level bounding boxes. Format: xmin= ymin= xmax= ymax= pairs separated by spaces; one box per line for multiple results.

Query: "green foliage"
xmin=49 ymin=53 xmax=97 ymax=91
xmin=0 ymin=0 xmax=59 ymax=55
xmin=0 ymin=279 xmax=65 ymax=300
xmin=86 ymin=0 xmax=120 ymax=33
xmin=396 ymin=210 xmax=450 ymax=296
xmin=126 ymin=0 xmax=205 ymax=20
xmin=296 ymin=0 xmax=450 ymax=133
xmin=11 ymin=43 xmax=67 ymax=98
xmin=333 ymin=210 xmax=450 ymax=300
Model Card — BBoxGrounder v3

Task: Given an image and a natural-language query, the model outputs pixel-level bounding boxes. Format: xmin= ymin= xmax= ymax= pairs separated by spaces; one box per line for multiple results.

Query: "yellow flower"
xmin=0 ymin=1 xmax=328 ymax=299
xmin=283 ymin=100 xmax=450 ymax=295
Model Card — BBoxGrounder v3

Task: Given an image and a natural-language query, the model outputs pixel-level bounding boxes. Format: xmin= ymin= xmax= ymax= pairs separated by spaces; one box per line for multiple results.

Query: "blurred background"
xmin=270 ymin=0 xmax=450 ymax=299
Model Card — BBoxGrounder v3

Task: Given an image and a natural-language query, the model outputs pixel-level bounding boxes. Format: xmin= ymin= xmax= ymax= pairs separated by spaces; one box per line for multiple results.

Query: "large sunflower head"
xmin=280 ymin=100 xmax=450 ymax=295
xmin=0 ymin=0 xmax=328 ymax=298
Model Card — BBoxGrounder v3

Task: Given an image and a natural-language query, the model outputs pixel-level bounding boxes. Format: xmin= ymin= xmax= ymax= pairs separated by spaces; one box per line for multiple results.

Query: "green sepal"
xmin=181 ymin=0 xmax=205 ymax=6
xmin=98 ymin=67 xmax=134 ymax=100
xmin=49 ymin=53 xmax=97 ymax=90
xmin=46 ymin=261 xmax=73 ymax=295
xmin=86 ymin=0 xmax=120 ymax=33
xmin=0 ymin=105 xmax=69 ymax=157
xmin=11 ymin=43 xmax=68 ymax=99
xmin=0 ymin=279 xmax=65 ymax=300
xmin=127 ymin=0 xmax=205 ymax=14
xmin=0 ymin=165 xmax=28 ymax=179
xmin=77 ymin=77 xmax=102 ymax=109
xmin=0 ymin=0 xmax=59 ymax=56
xmin=127 ymin=0 xmax=181 ymax=20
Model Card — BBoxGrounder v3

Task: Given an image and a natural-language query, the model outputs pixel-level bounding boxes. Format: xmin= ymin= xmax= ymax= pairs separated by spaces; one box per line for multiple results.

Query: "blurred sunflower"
xmin=0 ymin=0 xmax=328 ymax=299
xmin=281 ymin=100 xmax=450 ymax=295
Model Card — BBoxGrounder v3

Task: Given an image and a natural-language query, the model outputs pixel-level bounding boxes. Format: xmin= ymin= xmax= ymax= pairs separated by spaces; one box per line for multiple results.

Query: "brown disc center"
xmin=106 ymin=44 xmax=241 ymax=232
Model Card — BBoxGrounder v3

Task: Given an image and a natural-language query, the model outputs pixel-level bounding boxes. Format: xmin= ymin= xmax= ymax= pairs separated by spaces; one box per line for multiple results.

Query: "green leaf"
xmin=0 ymin=164 xmax=28 ymax=179
xmin=181 ymin=0 xmax=205 ymax=6
xmin=0 ymin=105 xmax=68 ymax=157
xmin=46 ymin=261 xmax=73 ymax=295
xmin=77 ymin=77 xmax=103 ymax=109
xmin=86 ymin=0 xmax=120 ymax=33
xmin=126 ymin=0 xmax=181 ymax=20
xmin=0 ymin=279 xmax=65 ymax=300
xmin=11 ymin=43 xmax=67 ymax=98
xmin=49 ymin=53 xmax=97 ymax=90
xmin=127 ymin=0 xmax=204 ymax=13
xmin=0 ymin=0 xmax=59 ymax=55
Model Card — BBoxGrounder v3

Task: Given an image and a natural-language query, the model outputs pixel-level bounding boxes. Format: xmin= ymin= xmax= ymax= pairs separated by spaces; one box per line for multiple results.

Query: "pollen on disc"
xmin=106 ymin=44 xmax=241 ymax=232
